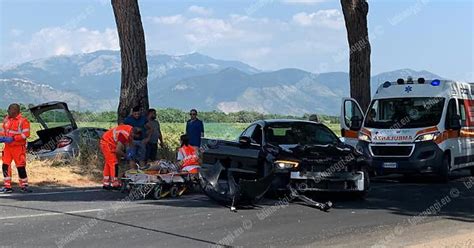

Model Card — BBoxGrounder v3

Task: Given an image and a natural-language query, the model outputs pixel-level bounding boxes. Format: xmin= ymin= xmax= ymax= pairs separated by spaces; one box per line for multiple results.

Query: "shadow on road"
xmin=323 ymin=172 xmax=474 ymax=223
xmin=2 ymin=171 xmax=473 ymax=223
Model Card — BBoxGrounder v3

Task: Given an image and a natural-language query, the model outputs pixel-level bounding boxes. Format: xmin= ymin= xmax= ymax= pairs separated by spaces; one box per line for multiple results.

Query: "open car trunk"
xmin=27 ymin=102 xmax=78 ymax=152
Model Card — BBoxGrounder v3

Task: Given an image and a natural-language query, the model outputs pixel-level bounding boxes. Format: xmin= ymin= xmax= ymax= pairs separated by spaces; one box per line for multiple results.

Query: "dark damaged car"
xmin=200 ymin=120 xmax=370 ymax=207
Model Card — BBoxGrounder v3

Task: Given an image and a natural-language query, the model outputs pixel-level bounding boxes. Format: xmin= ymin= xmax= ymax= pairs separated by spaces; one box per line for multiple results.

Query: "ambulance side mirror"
xmin=350 ymin=116 xmax=362 ymax=131
xmin=447 ymin=114 xmax=461 ymax=130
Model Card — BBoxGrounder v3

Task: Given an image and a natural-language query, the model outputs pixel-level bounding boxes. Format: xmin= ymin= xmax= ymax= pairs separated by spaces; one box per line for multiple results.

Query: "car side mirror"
xmin=350 ymin=116 xmax=363 ymax=131
xmin=448 ymin=114 xmax=461 ymax=130
xmin=239 ymin=136 xmax=252 ymax=146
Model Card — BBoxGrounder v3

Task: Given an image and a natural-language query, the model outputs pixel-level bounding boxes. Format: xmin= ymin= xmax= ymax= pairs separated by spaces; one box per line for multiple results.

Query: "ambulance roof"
xmin=373 ymin=79 xmax=474 ymax=100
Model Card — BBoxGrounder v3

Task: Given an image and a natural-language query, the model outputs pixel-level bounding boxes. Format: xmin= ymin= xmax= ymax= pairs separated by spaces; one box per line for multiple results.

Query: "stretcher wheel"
xmin=153 ymin=185 xmax=163 ymax=200
xmin=170 ymin=185 xmax=179 ymax=198
xmin=120 ymin=180 xmax=130 ymax=194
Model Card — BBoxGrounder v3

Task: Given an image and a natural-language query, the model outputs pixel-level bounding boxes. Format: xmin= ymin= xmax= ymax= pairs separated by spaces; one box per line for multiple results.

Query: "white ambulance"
xmin=341 ymin=77 xmax=474 ymax=181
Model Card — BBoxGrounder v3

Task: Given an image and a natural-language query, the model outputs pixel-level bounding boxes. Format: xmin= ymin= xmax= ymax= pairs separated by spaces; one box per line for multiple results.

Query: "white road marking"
xmin=0 ymin=200 xmax=178 ymax=221
xmin=0 ymin=189 xmax=102 ymax=197
xmin=0 ymin=208 xmax=103 ymax=220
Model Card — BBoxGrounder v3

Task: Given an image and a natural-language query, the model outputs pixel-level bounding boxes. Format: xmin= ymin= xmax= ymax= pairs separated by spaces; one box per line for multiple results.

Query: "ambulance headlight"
xmin=358 ymin=133 xmax=371 ymax=142
xmin=415 ymin=132 xmax=440 ymax=142
xmin=275 ymin=160 xmax=299 ymax=169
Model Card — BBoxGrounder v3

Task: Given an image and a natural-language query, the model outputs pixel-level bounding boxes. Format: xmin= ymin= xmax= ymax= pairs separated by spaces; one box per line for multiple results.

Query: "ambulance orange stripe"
xmin=342 ymin=129 xmax=358 ymax=138
xmin=435 ymin=130 xmax=460 ymax=144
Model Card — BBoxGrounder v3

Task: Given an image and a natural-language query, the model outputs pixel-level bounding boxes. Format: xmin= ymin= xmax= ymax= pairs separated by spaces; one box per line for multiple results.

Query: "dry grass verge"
xmin=3 ymin=139 xmax=179 ymax=188
xmin=8 ymin=160 xmax=100 ymax=188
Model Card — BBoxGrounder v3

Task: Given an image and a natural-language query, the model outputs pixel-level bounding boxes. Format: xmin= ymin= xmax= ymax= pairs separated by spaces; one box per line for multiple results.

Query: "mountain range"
xmin=0 ymin=50 xmax=443 ymax=115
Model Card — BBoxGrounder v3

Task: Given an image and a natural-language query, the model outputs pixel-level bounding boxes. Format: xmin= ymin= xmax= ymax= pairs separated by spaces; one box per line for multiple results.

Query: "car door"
xmin=445 ymin=98 xmax=463 ymax=170
xmin=29 ymin=102 xmax=78 ymax=130
xmin=340 ymin=98 xmax=365 ymax=147
xmin=458 ymin=99 xmax=474 ymax=169
xmin=203 ymin=124 xmax=264 ymax=177
xmin=238 ymin=124 xmax=265 ymax=176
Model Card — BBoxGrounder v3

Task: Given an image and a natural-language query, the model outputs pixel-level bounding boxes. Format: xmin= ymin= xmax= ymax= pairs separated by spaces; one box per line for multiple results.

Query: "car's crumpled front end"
xmin=271 ymin=143 xmax=369 ymax=194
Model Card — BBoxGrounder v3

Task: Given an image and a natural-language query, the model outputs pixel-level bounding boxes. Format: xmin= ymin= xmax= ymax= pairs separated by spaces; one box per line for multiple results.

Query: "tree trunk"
xmin=112 ymin=0 xmax=149 ymax=123
xmin=340 ymin=0 xmax=371 ymax=113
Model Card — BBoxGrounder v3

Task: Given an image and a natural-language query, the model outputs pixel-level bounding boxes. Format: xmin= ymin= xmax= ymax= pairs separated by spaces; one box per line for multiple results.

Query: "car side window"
xmin=445 ymin=98 xmax=457 ymax=128
xmin=80 ymin=129 xmax=99 ymax=141
xmin=241 ymin=125 xmax=256 ymax=138
xmin=458 ymin=99 xmax=467 ymax=127
xmin=251 ymin=125 xmax=263 ymax=145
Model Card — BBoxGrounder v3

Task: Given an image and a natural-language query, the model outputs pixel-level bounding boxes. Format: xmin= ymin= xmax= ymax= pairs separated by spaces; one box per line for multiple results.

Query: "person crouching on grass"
xmin=99 ymin=124 xmax=140 ymax=190
xmin=177 ymin=135 xmax=200 ymax=174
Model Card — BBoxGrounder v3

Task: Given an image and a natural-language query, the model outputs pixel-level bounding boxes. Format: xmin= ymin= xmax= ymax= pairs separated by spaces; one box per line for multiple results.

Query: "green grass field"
xmin=27 ymin=122 xmax=341 ymax=148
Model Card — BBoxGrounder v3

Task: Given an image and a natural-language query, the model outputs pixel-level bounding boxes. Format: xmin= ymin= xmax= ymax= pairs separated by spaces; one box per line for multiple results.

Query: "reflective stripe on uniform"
xmin=181 ymin=165 xmax=200 ymax=172
xmin=112 ymin=129 xmax=129 ymax=142
xmin=2 ymin=116 xmax=29 ymax=140
xmin=4 ymin=177 xmax=11 ymax=181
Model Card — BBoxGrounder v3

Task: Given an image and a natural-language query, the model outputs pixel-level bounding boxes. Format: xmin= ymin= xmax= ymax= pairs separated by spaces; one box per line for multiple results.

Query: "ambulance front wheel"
xmin=439 ymin=154 xmax=451 ymax=183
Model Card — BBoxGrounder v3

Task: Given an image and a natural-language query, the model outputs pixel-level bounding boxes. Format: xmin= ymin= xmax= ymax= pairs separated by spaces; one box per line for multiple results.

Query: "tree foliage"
xmin=0 ymin=107 xmax=339 ymax=124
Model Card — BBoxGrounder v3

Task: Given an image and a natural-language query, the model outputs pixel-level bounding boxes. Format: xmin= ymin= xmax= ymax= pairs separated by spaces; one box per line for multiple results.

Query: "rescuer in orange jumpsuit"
xmin=0 ymin=104 xmax=31 ymax=194
xmin=100 ymin=124 xmax=140 ymax=190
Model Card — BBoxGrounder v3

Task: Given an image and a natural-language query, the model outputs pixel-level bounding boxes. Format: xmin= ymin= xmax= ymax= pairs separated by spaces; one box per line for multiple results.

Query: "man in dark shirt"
xmin=144 ymin=108 xmax=164 ymax=162
xmin=185 ymin=109 xmax=204 ymax=148
xmin=123 ymin=106 xmax=149 ymax=165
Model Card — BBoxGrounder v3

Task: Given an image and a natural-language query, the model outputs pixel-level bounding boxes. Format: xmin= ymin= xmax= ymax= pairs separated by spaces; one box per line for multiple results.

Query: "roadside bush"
xmin=72 ymin=136 xmax=103 ymax=181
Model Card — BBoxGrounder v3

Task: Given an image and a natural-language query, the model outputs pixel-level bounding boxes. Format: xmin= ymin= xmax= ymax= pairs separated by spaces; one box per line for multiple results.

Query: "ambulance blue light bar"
xmin=431 ymin=79 xmax=441 ymax=86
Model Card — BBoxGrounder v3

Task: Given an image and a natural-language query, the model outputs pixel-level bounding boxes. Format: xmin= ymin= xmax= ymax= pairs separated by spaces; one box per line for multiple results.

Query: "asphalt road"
xmin=0 ymin=172 xmax=473 ymax=248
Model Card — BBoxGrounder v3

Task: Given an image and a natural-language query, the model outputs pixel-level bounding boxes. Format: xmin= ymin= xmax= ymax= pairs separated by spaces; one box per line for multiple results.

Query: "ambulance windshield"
xmin=364 ymin=97 xmax=445 ymax=129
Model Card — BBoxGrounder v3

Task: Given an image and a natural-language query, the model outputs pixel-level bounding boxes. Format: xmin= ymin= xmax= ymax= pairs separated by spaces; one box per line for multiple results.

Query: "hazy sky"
xmin=1 ymin=0 xmax=473 ymax=80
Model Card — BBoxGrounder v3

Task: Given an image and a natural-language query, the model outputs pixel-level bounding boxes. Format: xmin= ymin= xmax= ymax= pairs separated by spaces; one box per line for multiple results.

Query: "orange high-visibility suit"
xmin=178 ymin=145 xmax=200 ymax=174
xmin=100 ymin=124 xmax=133 ymax=187
xmin=0 ymin=114 xmax=31 ymax=189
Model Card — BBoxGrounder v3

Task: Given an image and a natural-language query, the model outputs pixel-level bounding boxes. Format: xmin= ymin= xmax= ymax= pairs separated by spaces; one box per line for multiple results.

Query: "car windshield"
xmin=265 ymin=122 xmax=339 ymax=146
xmin=364 ymin=97 xmax=445 ymax=129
